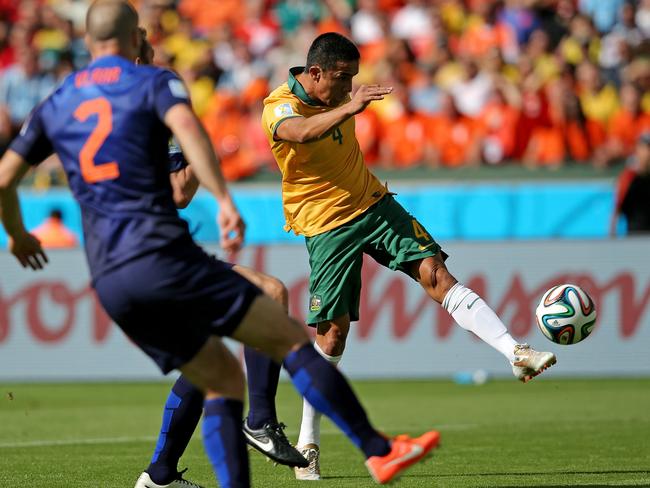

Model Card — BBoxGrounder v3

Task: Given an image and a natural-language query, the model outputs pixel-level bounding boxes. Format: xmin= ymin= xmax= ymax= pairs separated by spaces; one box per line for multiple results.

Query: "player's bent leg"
xmin=179 ymin=336 xmax=245 ymax=400
xmin=412 ymin=256 xmax=556 ymax=381
xmin=231 ymin=296 xmax=439 ymax=482
xmin=230 ymin=295 xmax=309 ymax=362
xmin=410 ymin=255 xmax=457 ymax=304
xmin=178 ymin=337 xmax=250 ymax=488
xmin=232 ymin=265 xmax=288 ymax=311
xmin=315 ymin=315 xmax=350 ymax=356
xmin=366 ymin=431 xmax=441 ymax=485
xmin=284 ymin=347 xmax=439 ymax=484
xmin=242 ymin=348 xmax=308 ymax=468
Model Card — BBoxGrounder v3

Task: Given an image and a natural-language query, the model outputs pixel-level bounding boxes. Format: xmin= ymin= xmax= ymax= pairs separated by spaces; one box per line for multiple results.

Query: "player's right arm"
xmin=0 ymin=150 xmax=48 ymax=270
xmin=275 ymin=84 xmax=392 ymax=143
xmin=0 ymin=105 xmax=52 ymax=270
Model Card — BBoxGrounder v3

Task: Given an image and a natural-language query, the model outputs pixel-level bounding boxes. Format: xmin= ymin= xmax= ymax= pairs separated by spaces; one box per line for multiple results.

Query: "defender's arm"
xmin=0 ymin=150 xmax=48 ymax=269
xmin=169 ymin=164 xmax=199 ymax=209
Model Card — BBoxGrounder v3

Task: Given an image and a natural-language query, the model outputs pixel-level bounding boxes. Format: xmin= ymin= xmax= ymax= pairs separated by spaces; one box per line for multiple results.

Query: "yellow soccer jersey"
xmin=262 ymin=67 xmax=387 ymax=237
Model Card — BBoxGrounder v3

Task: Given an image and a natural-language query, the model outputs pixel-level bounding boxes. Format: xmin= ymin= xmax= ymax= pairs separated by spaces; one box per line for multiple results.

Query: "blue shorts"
xmin=94 ymin=241 xmax=261 ymax=374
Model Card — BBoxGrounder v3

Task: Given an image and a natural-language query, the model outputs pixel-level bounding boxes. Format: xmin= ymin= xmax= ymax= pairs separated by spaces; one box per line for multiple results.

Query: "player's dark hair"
xmin=305 ymin=33 xmax=360 ymax=72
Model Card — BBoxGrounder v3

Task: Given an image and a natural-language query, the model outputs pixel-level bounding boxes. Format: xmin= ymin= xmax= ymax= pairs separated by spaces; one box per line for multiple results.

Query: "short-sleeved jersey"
xmin=10 ymin=55 xmax=193 ymax=281
xmin=261 ymin=67 xmax=386 ymax=237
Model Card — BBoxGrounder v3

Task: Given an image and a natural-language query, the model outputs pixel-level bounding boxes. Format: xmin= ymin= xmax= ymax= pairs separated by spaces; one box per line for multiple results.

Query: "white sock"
xmin=442 ymin=283 xmax=517 ymax=362
xmin=296 ymin=342 xmax=342 ymax=448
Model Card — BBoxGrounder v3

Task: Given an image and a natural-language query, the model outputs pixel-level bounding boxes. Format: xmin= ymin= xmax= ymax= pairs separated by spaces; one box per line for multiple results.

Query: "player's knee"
xmin=261 ymin=276 xmax=289 ymax=309
xmin=316 ymin=322 xmax=349 ymax=356
xmin=204 ymin=352 xmax=245 ymax=399
xmin=419 ymin=258 xmax=457 ymax=303
xmin=180 ymin=339 xmax=246 ymax=400
xmin=318 ymin=335 xmax=345 ymax=356
xmin=265 ymin=317 xmax=311 ymax=362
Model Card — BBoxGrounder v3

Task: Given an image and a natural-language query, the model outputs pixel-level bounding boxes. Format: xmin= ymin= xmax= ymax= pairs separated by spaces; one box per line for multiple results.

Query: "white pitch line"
xmin=0 ymin=424 xmax=476 ymax=450
xmin=0 ymin=436 xmax=157 ymax=449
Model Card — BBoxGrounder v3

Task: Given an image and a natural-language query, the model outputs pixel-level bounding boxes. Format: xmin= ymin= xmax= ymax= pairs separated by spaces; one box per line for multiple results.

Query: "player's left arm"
xmin=154 ymin=71 xmax=245 ymax=253
xmin=165 ymin=107 xmax=245 ymax=252
xmin=169 ymin=164 xmax=199 ymax=209
xmin=168 ymin=104 xmax=244 ymax=253
xmin=169 ymin=145 xmax=199 ymax=208
xmin=0 ymin=150 xmax=48 ymax=269
xmin=167 ymin=137 xmax=199 ymax=208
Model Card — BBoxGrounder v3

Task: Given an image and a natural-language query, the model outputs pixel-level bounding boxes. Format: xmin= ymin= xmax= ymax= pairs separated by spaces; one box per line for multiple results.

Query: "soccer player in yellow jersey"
xmin=262 ymin=32 xmax=558 ymax=480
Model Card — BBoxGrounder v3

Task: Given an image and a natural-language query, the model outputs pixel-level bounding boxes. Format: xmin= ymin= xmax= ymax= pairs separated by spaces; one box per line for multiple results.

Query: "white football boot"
xmin=134 ymin=471 xmax=203 ymax=488
xmin=294 ymin=444 xmax=321 ymax=480
xmin=511 ymin=343 xmax=557 ymax=383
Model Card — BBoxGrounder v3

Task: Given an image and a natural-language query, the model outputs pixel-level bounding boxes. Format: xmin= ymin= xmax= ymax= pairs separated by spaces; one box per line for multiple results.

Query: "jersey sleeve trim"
xmin=272 ymin=115 xmax=304 ymax=141
xmin=8 ymin=103 xmax=53 ymax=166
xmin=152 ymin=70 xmax=192 ymax=121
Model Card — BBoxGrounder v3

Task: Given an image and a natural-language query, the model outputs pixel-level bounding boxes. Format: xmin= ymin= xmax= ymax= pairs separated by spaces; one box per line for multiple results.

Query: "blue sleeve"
xmin=9 ymin=103 xmax=53 ymax=165
xmin=153 ymin=70 xmax=191 ymax=121
xmin=168 ymin=137 xmax=189 ymax=173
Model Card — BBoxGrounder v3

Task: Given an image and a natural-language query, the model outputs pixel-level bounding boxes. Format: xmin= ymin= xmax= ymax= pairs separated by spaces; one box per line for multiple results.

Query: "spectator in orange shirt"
xmin=379 ymin=83 xmax=434 ymax=168
xmin=561 ymin=89 xmax=592 ymax=162
xmin=524 ymin=74 xmax=591 ymax=167
xmin=603 ymin=83 xmax=650 ymax=165
xmin=178 ymin=0 xmax=243 ymax=33
xmin=202 ymin=92 xmax=258 ymax=181
xmin=31 ymin=208 xmax=78 ymax=249
xmin=513 ymin=71 xmax=552 ymax=159
xmin=478 ymin=82 xmax=520 ymax=164
xmin=576 ymin=61 xmax=619 ymax=164
xmin=355 ymin=107 xmax=381 ymax=166
xmin=456 ymin=1 xmax=511 ymax=60
xmin=430 ymin=92 xmax=482 ymax=167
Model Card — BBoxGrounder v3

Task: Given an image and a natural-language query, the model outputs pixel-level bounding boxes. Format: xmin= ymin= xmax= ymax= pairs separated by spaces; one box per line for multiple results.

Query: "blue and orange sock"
xmin=202 ymin=398 xmax=249 ymax=488
xmin=147 ymin=375 xmax=203 ymax=484
xmin=244 ymin=347 xmax=280 ymax=429
xmin=283 ymin=343 xmax=390 ymax=458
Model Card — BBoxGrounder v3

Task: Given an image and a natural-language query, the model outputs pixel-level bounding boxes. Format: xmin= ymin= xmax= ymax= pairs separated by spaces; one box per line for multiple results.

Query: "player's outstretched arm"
xmin=164 ymin=103 xmax=245 ymax=253
xmin=275 ymin=84 xmax=392 ymax=143
xmin=0 ymin=150 xmax=48 ymax=270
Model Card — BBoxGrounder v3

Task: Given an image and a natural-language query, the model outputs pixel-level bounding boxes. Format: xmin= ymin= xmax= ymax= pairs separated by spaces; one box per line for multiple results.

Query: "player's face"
xmin=314 ymin=60 xmax=359 ymax=107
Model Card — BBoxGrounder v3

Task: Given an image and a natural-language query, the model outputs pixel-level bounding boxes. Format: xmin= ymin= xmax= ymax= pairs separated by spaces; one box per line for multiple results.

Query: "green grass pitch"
xmin=1 ymin=378 xmax=648 ymax=487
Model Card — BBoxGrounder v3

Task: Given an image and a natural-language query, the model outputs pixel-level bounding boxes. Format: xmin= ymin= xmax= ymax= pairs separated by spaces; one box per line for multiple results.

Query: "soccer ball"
xmin=535 ymin=284 xmax=597 ymax=345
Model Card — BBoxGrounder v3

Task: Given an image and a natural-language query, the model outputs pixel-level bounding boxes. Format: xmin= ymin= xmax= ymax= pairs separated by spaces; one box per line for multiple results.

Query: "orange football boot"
xmin=365 ymin=430 xmax=440 ymax=484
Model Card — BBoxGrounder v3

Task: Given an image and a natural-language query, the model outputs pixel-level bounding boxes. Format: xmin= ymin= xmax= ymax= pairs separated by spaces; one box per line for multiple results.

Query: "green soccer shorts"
xmin=305 ymin=194 xmax=446 ymax=325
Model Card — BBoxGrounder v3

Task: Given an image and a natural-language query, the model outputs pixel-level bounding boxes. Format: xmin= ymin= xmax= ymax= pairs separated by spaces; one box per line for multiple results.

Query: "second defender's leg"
xmin=232 ymin=264 xmax=308 ymax=467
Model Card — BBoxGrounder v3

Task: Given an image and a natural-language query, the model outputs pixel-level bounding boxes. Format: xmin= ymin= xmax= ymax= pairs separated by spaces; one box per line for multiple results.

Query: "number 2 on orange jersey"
xmin=74 ymin=97 xmax=120 ymax=183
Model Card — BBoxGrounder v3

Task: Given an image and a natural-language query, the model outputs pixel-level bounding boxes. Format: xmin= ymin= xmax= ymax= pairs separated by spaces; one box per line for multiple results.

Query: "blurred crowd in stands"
xmin=1 ymin=0 xmax=650 ymax=185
